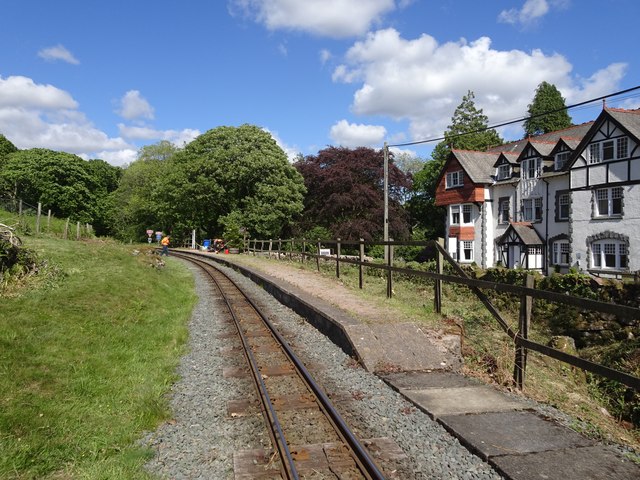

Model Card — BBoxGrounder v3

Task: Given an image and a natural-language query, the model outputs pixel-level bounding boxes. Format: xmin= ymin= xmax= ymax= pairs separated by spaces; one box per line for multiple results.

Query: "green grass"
xmin=0 ymin=237 xmax=196 ymax=479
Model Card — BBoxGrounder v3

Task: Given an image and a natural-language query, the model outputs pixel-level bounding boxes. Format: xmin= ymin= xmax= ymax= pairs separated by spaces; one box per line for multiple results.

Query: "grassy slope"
xmin=0 ymin=237 xmax=195 ymax=479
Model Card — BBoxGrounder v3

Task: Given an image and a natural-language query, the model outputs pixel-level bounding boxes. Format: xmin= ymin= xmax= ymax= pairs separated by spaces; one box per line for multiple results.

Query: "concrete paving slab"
xmin=401 ymin=386 xmax=528 ymax=417
xmin=383 ymin=371 xmax=480 ymax=390
xmin=366 ymin=323 xmax=462 ymax=372
xmin=490 ymin=445 xmax=640 ymax=480
xmin=438 ymin=411 xmax=594 ymax=460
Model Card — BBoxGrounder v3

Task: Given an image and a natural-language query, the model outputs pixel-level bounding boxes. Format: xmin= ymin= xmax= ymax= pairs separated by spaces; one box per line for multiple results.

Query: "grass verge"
xmin=0 ymin=237 xmax=195 ymax=479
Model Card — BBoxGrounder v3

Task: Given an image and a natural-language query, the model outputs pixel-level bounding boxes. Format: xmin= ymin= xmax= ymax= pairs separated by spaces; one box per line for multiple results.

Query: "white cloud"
xmin=333 ymin=28 xmax=626 ymax=142
xmin=37 ymin=44 xmax=80 ymax=65
xmin=116 ymin=90 xmax=155 ymax=120
xmin=262 ymin=127 xmax=300 ymax=162
xmin=90 ymin=149 xmax=138 ymax=166
xmin=0 ymin=75 xmax=140 ymax=166
xmin=320 ymin=49 xmax=332 ymax=65
xmin=498 ymin=0 xmax=570 ymax=26
xmin=329 ymin=119 xmax=386 ymax=147
xmin=0 ymin=75 xmax=77 ymax=109
xmin=228 ymin=0 xmax=396 ymax=38
xmin=118 ymin=124 xmax=200 ymax=147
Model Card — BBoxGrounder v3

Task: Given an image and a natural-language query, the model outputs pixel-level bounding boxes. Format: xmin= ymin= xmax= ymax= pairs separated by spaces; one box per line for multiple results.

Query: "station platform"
xmin=185 ymin=250 xmax=639 ymax=480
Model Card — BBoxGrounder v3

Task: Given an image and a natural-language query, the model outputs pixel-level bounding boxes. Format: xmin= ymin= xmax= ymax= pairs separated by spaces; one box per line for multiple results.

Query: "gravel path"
xmin=141 ymin=260 xmax=504 ymax=479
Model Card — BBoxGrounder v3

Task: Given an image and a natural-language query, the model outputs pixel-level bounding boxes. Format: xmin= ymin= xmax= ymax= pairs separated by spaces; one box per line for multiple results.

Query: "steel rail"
xmin=175 ymin=252 xmax=299 ymax=479
xmin=174 ymin=251 xmax=386 ymax=480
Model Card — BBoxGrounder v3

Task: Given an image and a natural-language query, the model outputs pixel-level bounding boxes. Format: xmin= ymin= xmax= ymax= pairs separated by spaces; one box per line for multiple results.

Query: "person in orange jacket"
xmin=160 ymin=235 xmax=170 ymax=256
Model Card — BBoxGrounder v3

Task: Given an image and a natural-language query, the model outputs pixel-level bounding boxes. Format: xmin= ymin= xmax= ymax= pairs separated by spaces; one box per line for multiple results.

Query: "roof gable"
xmin=567 ymin=108 xmax=640 ymax=169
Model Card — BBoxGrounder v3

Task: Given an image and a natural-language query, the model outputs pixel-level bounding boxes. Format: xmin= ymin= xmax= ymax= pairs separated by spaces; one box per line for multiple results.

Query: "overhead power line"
xmin=388 ymin=85 xmax=640 ymax=148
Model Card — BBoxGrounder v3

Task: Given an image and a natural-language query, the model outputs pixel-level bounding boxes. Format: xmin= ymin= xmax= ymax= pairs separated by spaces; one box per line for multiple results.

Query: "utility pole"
xmin=383 ymin=142 xmax=389 ymax=262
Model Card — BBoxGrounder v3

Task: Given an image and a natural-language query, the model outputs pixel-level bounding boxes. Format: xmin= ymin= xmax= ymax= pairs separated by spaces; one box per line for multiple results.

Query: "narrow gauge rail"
xmin=172 ymin=251 xmax=386 ymax=480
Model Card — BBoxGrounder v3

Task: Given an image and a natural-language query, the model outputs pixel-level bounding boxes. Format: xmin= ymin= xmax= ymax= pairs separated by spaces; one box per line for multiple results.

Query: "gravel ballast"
xmin=141 ymin=260 xmax=504 ymax=479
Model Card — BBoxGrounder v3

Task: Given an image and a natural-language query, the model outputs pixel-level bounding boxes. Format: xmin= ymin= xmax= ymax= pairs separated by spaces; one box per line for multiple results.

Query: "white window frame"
xmin=554 ymin=151 xmax=570 ymax=171
xmin=498 ymin=198 xmax=510 ymax=224
xmin=558 ymin=193 xmax=570 ymax=220
xmin=522 ymin=197 xmax=542 ymax=222
xmin=451 ymin=204 xmax=473 ymax=226
xmin=446 ymin=170 xmax=464 ymax=188
xmin=594 ymin=187 xmax=623 ymax=218
xmin=591 ymin=240 xmax=627 ymax=270
xmin=460 ymin=240 xmax=474 ymax=263
xmin=588 ymin=137 xmax=629 ymax=164
xmin=522 ymin=158 xmax=541 ymax=179
xmin=450 ymin=205 xmax=460 ymax=225
xmin=552 ymin=240 xmax=570 ymax=266
xmin=462 ymin=204 xmax=473 ymax=225
xmin=497 ymin=164 xmax=510 ymax=180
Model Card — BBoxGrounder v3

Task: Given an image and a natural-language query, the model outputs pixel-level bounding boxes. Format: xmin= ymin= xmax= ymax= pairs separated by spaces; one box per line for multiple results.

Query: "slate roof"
xmin=487 ymin=122 xmax=594 ymax=155
xmin=498 ymin=223 xmax=544 ymax=246
xmin=450 ymin=150 xmax=497 ymax=184
xmin=607 ymin=108 xmax=640 ymax=139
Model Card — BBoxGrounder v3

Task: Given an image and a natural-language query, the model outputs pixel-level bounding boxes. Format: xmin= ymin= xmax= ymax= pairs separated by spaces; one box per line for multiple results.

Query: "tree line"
xmin=0 ymin=82 xmax=570 ymax=251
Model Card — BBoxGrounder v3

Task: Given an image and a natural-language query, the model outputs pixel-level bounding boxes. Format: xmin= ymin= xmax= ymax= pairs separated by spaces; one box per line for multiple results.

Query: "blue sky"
xmin=1 ymin=0 xmax=639 ymax=166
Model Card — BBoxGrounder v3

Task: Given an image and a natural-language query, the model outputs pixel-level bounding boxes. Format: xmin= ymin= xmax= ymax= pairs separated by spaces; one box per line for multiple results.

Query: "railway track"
xmin=172 ymin=251 xmax=387 ymax=480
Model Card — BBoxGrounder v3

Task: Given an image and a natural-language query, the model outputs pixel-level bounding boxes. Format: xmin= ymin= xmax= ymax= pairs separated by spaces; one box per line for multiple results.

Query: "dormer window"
xmin=554 ymin=151 xmax=570 ymax=171
xmin=497 ymin=164 xmax=511 ymax=180
xmin=446 ymin=170 xmax=464 ymax=189
xmin=588 ymin=137 xmax=629 ymax=164
xmin=522 ymin=158 xmax=541 ymax=179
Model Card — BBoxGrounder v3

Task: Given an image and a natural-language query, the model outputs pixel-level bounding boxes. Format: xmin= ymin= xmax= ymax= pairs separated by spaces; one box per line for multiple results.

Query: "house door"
xmin=508 ymin=245 xmax=519 ymax=268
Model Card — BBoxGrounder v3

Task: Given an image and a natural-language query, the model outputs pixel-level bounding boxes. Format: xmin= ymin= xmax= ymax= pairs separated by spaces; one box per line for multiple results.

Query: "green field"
xmin=0 ymin=235 xmax=196 ymax=479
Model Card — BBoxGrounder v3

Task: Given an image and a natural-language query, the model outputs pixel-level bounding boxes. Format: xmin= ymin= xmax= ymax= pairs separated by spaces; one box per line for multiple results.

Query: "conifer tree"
xmin=523 ymin=81 xmax=572 ymax=136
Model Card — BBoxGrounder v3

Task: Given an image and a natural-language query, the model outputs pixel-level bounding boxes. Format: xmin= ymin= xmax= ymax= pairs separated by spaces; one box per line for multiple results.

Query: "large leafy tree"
xmin=0 ymin=134 xmax=17 ymax=165
xmin=408 ymin=90 xmax=503 ymax=239
xmin=107 ymin=154 xmax=169 ymax=241
xmin=0 ymin=149 xmax=99 ymax=222
xmin=294 ymin=146 xmax=411 ymax=242
xmin=154 ymin=124 xmax=306 ymax=243
xmin=85 ymin=159 xmax=123 ymax=236
xmin=524 ymin=81 xmax=572 ymax=136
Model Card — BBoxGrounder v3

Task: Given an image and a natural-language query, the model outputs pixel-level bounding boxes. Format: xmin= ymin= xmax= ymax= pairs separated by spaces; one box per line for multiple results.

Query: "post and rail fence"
xmin=244 ymin=236 xmax=640 ymax=392
xmin=0 ymin=196 xmax=93 ymax=241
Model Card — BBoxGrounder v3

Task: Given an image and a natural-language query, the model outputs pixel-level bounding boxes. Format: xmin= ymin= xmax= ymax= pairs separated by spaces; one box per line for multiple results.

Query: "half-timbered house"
xmin=433 ymin=107 xmax=640 ymax=277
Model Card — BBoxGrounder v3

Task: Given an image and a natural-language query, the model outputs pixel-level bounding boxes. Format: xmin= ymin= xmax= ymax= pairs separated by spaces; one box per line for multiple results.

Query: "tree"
xmin=432 ymin=90 xmax=503 ymax=164
xmin=408 ymin=91 xmax=502 ymax=239
xmin=524 ymin=81 xmax=572 ymax=136
xmin=294 ymin=146 xmax=411 ymax=242
xmin=85 ymin=159 xmax=123 ymax=236
xmin=0 ymin=134 xmax=17 ymax=164
xmin=1 ymin=149 xmax=99 ymax=222
xmin=153 ymin=125 xmax=306 ymax=243
xmin=108 ymin=155 xmax=169 ymax=241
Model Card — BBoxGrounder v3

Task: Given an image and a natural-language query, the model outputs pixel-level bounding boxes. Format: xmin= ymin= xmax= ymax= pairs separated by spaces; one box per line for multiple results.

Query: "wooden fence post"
xmin=35 ymin=202 xmax=42 ymax=234
xmin=302 ymin=238 xmax=306 ymax=263
xmin=386 ymin=239 xmax=394 ymax=298
xmin=64 ymin=218 xmax=69 ymax=239
xmin=47 ymin=209 xmax=52 ymax=231
xmin=289 ymin=239 xmax=293 ymax=261
xmin=359 ymin=238 xmax=364 ymax=289
xmin=514 ymin=274 xmax=534 ymax=390
xmin=435 ymin=238 xmax=444 ymax=313
xmin=316 ymin=240 xmax=321 ymax=272
xmin=76 ymin=221 xmax=80 ymax=240
xmin=278 ymin=238 xmax=282 ymax=260
xmin=268 ymin=239 xmax=273 ymax=258
xmin=336 ymin=238 xmax=341 ymax=279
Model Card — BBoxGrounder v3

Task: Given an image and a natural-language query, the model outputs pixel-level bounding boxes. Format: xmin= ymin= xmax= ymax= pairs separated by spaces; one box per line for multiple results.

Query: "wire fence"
xmin=0 ymin=196 xmax=93 ymax=240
